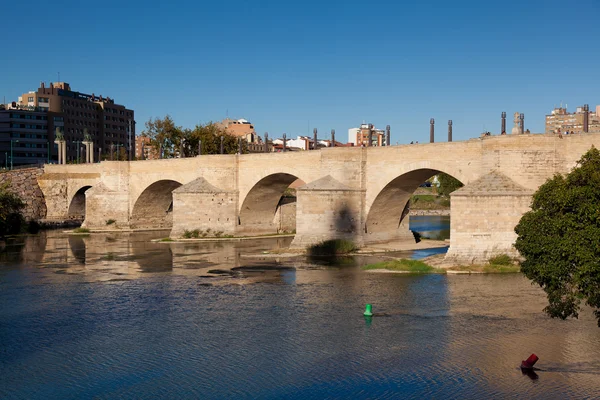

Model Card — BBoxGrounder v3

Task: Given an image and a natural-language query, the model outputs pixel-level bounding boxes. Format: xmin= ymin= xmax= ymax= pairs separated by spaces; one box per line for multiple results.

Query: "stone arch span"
xmin=365 ymin=168 xmax=462 ymax=243
xmin=68 ymin=186 xmax=92 ymax=220
xmin=238 ymin=173 xmax=305 ymax=235
xmin=131 ymin=180 xmax=182 ymax=229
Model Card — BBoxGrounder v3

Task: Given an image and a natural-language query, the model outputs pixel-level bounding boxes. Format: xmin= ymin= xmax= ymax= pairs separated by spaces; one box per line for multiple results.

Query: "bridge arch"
xmin=238 ymin=173 xmax=305 ymax=235
xmin=68 ymin=185 xmax=92 ymax=221
xmin=365 ymin=168 xmax=463 ymax=243
xmin=131 ymin=180 xmax=183 ymax=229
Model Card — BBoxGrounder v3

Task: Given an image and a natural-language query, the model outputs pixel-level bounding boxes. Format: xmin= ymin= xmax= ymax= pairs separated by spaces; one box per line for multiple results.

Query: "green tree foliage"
xmin=515 ymin=147 xmax=600 ymax=326
xmin=0 ymin=182 xmax=25 ymax=237
xmin=142 ymin=115 xmax=181 ymax=158
xmin=142 ymin=116 xmax=246 ymax=157
xmin=437 ymin=173 xmax=463 ymax=197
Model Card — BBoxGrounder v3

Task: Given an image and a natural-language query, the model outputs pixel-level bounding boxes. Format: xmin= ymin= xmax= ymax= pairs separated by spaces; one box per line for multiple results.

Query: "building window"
xmin=28 ymin=97 xmax=34 ymax=102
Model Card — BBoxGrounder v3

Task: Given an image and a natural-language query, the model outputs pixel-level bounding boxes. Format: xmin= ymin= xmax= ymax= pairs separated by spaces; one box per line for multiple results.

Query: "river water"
xmin=1 ymin=216 xmax=599 ymax=399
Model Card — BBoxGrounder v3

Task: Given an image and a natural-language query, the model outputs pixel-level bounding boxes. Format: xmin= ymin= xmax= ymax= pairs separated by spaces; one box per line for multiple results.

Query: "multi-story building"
xmin=545 ymin=105 xmax=600 ymax=134
xmin=15 ymin=82 xmax=135 ymax=162
xmin=348 ymin=123 xmax=386 ymax=146
xmin=0 ymin=105 xmax=63 ymax=168
xmin=135 ymin=135 xmax=158 ymax=160
xmin=216 ymin=118 xmax=258 ymax=143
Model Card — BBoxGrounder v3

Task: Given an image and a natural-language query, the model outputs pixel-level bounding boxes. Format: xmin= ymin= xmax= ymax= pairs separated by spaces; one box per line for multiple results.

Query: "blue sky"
xmin=2 ymin=0 xmax=599 ymax=143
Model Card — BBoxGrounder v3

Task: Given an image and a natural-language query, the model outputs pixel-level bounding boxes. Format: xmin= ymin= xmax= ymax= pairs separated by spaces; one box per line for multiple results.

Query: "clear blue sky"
xmin=2 ymin=0 xmax=599 ymax=143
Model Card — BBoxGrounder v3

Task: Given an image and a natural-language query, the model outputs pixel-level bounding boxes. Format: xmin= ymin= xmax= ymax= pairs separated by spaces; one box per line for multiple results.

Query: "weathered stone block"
xmin=171 ymin=177 xmax=237 ymax=238
xmin=446 ymin=171 xmax=533 ymax=263
xmin=291 ymin=175 xmax=364 ymax=248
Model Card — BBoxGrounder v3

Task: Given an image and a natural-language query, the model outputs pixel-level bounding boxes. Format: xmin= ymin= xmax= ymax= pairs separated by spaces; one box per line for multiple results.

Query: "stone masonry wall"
xmin=446 ymin=194 xmax=533 ymax=263
xmin=0 ymin=167 xmax=46 ymax=221
xmin=273 ymin=197 xmax=296 ymax=233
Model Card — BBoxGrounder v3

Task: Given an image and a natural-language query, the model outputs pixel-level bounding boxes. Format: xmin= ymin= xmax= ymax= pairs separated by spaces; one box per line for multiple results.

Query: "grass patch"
xmin=308 ymin=239 xmax=358 ymax=256
xmin=159 ymin=237 xmax=174 ymax=242
xmin=73 ymin=227 xmax=90 ymax=233
xmin=361 ymin=259 xmax=442 ymax=273
xmin=410 ymin=194 xmax=450 ymax=210
xmin=482 ymin=264 xmax=521 ymax=273
xmin=488 ymin=254 xmax=512 ymax=266
xmin=448 ymin=264 xmax=521 ymax=273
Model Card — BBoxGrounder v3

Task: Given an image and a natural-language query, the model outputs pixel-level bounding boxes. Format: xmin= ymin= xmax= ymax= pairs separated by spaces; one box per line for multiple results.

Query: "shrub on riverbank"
xmin=182 ymin=229 xmax=233 ymax=239
xmin=0 ymin=183 xmax=25 ymax=237
xmin=307 ymin=239 xmax=358 ymax=256
xmin=361 ymin=259 xmax=441 ymax=273
xmin=183 ymin=229 xmax=202 ymax=238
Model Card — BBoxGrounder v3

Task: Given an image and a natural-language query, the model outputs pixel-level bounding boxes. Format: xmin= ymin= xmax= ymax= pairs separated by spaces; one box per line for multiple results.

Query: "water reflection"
xmin=410 ymin=215 xmax=450 ymax=240
xmin=1 ymin=231 xmax=600 ymax=399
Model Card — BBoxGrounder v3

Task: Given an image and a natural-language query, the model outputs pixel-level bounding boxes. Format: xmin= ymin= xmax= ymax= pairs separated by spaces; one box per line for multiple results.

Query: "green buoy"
xmin=364 ymin=304 xmax=373 ymax=316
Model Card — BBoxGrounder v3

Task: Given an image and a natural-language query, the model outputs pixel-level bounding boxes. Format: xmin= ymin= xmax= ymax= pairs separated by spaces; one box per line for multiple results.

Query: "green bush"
xmin=0 ymin=182 xmax=25 ymax=237
xmin=515 ymin=147 xmax=600 ymax=326
xmin=182 ymin=229 xmax=206 ymax=239
xmin=106 ymin=219 xmax=116 ymax=225
xmin=308 ymin=239 xmax=358 ymax=256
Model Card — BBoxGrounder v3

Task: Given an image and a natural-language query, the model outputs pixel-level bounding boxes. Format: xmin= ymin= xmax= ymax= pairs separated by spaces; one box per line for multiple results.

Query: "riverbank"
xmin=362 ymin=254 xmax=521 ymax=274
xmin=409 ymin=209 xmax=450 ymax=216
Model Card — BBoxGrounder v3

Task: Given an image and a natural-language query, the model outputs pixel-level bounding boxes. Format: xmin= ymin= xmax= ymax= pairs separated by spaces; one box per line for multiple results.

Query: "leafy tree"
xmin=142 ymin=115 xmax=181 ymax=158
xmin=142 ymin=116 xmax=246 ymax=157
xmin=437 ymin=173 xmax=463 ymax=197
xmin=0 ymin=182 xmax=25 ymax=237
xmin=515 ymin=147 xmax=600 ymax=326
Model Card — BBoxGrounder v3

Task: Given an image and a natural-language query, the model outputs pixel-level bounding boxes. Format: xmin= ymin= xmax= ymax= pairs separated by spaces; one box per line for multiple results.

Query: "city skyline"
xmin=1 ymin=0 xmax=599 ymax=143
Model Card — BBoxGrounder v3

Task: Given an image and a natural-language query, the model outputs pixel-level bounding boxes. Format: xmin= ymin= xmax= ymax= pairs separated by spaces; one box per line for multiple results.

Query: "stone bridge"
xmin=37 ymin=134 xmax=600 ymax=263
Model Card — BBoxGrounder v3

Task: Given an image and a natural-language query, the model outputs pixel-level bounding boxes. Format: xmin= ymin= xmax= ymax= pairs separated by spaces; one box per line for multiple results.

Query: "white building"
xmin=347 ymin=128 xmax=360 ymax=145
xmin=273 ymin=136 xmax=314 ymax=150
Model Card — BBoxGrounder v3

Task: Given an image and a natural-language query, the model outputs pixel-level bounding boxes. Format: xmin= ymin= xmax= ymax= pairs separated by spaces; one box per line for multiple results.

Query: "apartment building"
xmin=348 ymin=123 xmax=386 ymax=146
xmin=134 ymin=135 xmax=159 ymax=160
xmin=545 ymin=104 xmax=600 ymax=134
xmin=0 ymin=106 xmax=64 ymax=167
xmin=216 ymin=118 xmax=258 ymax=143
xmin=16 ymin=82 xmax=135 ymax=162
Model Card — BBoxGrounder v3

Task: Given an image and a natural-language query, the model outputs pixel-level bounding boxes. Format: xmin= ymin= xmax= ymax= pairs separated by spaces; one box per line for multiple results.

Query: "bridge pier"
xmin=37 ymin=178 xmax=70 ymax=221
xmin=445 ymin=171 xmax=533 ymax=263
xmin=82 ymin=183 xmax=131 ymax=229
xmin=291 ymin=175 xmax=365 ymax=248
xmin=170 ymin=178 xmax=237 ymax=238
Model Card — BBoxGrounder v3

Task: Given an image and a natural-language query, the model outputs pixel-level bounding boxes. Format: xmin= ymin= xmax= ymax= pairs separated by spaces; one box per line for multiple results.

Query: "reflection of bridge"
xmin=38 ymin=134 xmax=600 ymax=262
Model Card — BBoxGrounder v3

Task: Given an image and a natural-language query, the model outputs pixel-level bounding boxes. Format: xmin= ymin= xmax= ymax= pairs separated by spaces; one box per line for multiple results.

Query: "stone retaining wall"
xmin=0 ymin=167 xmax=46 ymax=221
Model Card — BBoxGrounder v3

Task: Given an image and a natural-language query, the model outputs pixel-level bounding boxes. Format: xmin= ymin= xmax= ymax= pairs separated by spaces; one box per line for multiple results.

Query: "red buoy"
xmin=521 ymin=354 xmax=539 ymax=370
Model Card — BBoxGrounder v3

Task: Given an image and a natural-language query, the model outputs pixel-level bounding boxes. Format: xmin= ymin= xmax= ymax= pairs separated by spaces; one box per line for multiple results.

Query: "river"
xmin=1 ymin=216 xmax=599 ymax=399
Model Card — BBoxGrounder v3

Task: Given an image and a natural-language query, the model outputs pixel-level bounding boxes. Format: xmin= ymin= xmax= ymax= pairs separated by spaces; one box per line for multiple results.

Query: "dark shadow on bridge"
xmin=68 ymin=186 xmax=92 ymax=222
xmin=365 ymin=169 xmax=462 ymax=244
xmin=238 ymin=173 xmax=305 ymax=235
xmin=131 ymin=180 xmax=182 ymax=229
